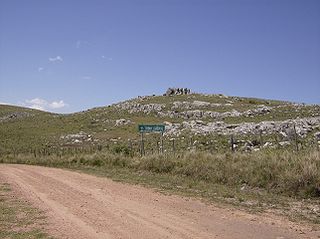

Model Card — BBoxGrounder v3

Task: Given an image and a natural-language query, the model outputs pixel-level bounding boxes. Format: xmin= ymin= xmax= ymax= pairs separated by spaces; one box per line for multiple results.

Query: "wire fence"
xmin=1 ymin=125 xmax=319 ymax=158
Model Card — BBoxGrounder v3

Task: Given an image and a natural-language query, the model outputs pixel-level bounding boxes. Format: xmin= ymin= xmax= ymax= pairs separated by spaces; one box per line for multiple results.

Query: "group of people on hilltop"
xmin=165 ymin=87 xmax=191 ymax=96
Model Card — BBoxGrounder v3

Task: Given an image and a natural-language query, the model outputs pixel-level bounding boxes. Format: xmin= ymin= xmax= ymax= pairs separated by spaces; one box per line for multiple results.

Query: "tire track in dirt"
xmin=9 ymin=166 xmax=211 ymax=238
xmin=0 ymin=164 xmax=319 ymax=239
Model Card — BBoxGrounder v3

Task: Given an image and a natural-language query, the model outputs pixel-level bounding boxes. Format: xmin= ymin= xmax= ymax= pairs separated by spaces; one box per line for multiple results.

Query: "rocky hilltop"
xmin=0 ymin=90 xmax=319 ymax=153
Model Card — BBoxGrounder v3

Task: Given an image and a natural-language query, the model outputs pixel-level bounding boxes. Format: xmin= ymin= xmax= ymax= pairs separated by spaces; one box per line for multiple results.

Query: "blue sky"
xmin=0 ymin=0 xmax=319 ymax=113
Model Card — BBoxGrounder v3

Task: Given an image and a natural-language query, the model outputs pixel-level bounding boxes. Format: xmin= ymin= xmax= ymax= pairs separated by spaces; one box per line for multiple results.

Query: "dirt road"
xmin=0 ymin=164 xmax=318 ymax=239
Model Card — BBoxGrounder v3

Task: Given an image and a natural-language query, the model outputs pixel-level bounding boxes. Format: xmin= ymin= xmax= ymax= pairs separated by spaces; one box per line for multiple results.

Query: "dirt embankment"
xmin=0 ymin=164 xmax=319 ymax=239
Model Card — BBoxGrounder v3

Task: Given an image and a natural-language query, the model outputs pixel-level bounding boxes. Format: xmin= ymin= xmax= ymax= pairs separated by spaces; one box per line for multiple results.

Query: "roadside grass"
xmin=1 ymin=149 xmax=319 ymax=224
xmin=0 ymin=182 xmax=52 ymax=239
xmin=72 ymin=166 xmax=320 ymax=225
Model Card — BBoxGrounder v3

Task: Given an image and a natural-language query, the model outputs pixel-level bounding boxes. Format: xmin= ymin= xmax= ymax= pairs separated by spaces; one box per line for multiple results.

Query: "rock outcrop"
xmin=60 ymin=132 xmax=95 ymax=144
xmin=165 ymin=88 xmax=191 ymax=96
xmin=171 ymin=101 xmax=232 ymax=110
xmin=115 ymin=119 xmax=132 ymax=126
xmin=115 ymin=102 xmax=165 ymax=114
xmin=159 ymin=105 xmax=272 ymax=120
xmin=163 ymin=116 xmax=320 ymax=137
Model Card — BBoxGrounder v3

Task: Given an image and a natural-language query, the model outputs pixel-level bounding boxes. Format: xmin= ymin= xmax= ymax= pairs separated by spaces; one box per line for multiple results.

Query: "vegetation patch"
xmin=1 ymin=149 xmax=320 ymax=224
xmin=0 ymin=182 xmax=51 ymax=239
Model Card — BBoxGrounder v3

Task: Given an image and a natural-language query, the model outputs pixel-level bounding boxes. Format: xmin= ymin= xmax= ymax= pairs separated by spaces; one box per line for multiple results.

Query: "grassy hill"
xmin=0 ymin=92 xmax=319 ymax=155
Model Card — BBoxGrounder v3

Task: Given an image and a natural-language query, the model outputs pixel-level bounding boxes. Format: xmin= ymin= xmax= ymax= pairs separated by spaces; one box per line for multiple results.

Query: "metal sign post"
xmin=138 ymin=124 xmax=165 ymax=156
xmin=161 ymin=132 xmax=164 ymax=154
xmin=138 ymin=124 xmax=165 ymax=133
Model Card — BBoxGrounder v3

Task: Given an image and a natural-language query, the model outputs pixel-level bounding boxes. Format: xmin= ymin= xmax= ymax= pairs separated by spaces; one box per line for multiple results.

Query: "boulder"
xmin=115 ymin=119 xmax=132 ymax=126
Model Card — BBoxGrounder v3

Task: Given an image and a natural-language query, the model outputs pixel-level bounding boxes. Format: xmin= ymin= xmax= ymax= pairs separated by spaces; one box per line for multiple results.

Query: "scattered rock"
xmin=171 ymin=101 xmax=234 ymax=110
xmin=263 ymin=142 xmax=273 ymax=148
xmin=279 ymin=141 xmax=291 ymax=147
xmin=115 ymin=102 xmax=165 ymax=114
xmin=164 ymin=121 xmax=181 ymax=137
xmin=0 ymin=112 xmax=33 ymax=123
xmin=60 ymin=131 xmax=93 ymax=144
xmin=158 ymin=105 xmax=272 ymax=120
xmin=314 ymin=132 xmax=320 ymax=141
xmin=163 ymin=116 xmax=320 ymax=138
xmin=115 ymin=119 xmax=132 ymax=126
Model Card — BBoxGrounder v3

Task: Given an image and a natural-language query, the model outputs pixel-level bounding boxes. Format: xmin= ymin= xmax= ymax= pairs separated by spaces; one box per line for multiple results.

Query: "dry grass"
xmin=1 ymin=149 xmax=319 ymax=198
xmin=1 ymin=149 xmax=320 ymax=224
xmin=0 ymin=182 xmax=51 ymax=239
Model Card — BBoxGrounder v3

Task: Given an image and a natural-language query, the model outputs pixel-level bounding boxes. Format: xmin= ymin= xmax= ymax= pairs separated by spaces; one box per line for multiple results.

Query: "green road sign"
xmin=138 ymin=124 xmax=165 ymax=133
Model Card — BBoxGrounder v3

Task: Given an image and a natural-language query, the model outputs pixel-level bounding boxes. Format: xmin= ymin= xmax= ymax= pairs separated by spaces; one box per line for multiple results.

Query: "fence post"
xmin=161 ymin=133 xmax=164 ymax=154
xmin=157 ymin=141 xmax=160 ymax=154
xmin=172 ymin=138 xmax=175 ymax=156
xmin=140 ymin=133 xmax=145 ymax=156
xmin=128 ymin=139 xmax=133 ymax=157
xmin=230 ymin=135 xmax=235 ymax=152
xmin=274 ymin=134 xmax=279 ymax=149
xmin=293 ymin=124 xmax=299 ymax=152
xmin=259 ymin=130 xmax=263 ymax=148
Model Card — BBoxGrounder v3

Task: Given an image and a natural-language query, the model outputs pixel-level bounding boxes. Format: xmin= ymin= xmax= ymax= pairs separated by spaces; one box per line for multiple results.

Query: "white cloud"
xmin=101 ymin=55 xmax=112 ymax=61
xmin=49 ymin=100 xmax=66 ymax=109
xmin=29 ymin=104 xmax=45 ymax=111
xmin=26 ymin=98 xmax=47 ymax=106
xmin=38 ymin=67 xmax=44 ymax=72
xmin=24 ymin=98 xmax=67 ymax=112
xmin=82 ymin=76 xmax=92 ymax=80
xmin=49 ymin=56 xmax=63 ymax=62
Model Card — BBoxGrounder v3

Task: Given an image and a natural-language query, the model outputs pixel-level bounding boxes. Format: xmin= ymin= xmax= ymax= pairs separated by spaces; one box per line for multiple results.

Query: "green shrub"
xmin=112 ymin=145 xmax=131 ymax=156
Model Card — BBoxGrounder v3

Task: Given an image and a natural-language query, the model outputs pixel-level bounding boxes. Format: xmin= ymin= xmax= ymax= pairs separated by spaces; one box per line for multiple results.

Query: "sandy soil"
xmin=0 ymin=164 xmax=319 ymax=239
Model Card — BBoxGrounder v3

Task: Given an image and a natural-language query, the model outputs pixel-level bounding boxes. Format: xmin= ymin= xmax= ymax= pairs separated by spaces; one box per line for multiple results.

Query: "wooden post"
xmin=293 ymin=124 xmax=299 ymax=152
xmin=157 ymin=141 xmax=160 ymax=154
xmin=172 ymin=138 xmax=175 ymax=155
xmin=161 ymin=133 xmax=164 ymax=154
xmin=210 ymin=137 xmax=214 ymax=154
xmin=128 ymin=139 xmax=133 ymax=157
xmin=231 ymin=135 xmax=235 ymax=152
xmin=274 ymin=134 xmax=279 ymax=149
xmin=259 ymin=130 xmax=263 ymax=148
xmin=140 ymin=133 xmax=145 ymax=156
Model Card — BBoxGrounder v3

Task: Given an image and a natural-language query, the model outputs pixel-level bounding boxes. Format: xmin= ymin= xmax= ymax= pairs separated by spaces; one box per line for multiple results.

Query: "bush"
xmin=112 ymin=145 xmax=131 ymax=156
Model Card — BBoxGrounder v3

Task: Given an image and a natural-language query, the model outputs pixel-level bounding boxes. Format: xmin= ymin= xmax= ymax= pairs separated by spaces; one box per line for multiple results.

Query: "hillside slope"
xmin=0 ymin=92 xmax=319 ymax=154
